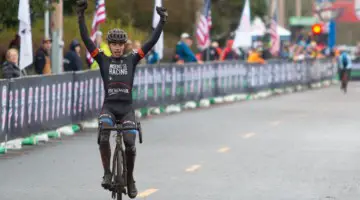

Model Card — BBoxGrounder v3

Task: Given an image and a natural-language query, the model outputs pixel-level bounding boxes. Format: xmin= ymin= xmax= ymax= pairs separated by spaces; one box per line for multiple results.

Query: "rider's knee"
xmin=123 ymin=129 xmax=137 ymax=148
xmin=98 ymin=115 xmax=114 ymax=145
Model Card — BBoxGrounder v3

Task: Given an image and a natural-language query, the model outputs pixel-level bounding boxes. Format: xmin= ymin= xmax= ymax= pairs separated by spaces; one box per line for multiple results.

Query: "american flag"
xmin=86 ymin=0 xmax=106 ymax=65
xmin=196 ymin=0 xmax=212 ymax=50
xmin=269 ymin=9 xmax=280 ymax=56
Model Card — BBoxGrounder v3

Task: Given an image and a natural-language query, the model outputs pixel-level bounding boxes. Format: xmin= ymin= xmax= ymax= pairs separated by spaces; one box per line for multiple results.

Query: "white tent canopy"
xmin=250 ymin=16 xmax=291 ymax=37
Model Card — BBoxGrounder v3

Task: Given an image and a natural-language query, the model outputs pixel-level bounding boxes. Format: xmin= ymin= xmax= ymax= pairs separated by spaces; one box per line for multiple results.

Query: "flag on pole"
xmin=86 ymin=0 xmax=106 ymax=65
xmin=18 ymin=0 xmax=33 ymax=70
xmin=232 ymin=0 xmax=252 ymax=50
xmin=269 ymin=0 xmax=280 ymax=56
xmin=196 ymin=0 xmax=212 ymax=50
xmin=152 ymin=0 xmax=164 ymax=60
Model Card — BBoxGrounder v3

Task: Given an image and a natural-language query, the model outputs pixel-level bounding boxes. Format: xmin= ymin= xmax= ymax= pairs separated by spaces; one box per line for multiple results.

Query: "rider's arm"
xmin=133 ymin=21 xmax=165 ymax=64
xmin=78 ymin=14 xmax=103 ymax=64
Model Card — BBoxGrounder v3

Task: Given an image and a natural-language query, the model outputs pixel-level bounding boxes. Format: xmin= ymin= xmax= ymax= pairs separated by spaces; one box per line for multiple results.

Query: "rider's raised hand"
xmin=76 ymin=0 xmax=88 ymax=16
xmin=156 ymin=6 xmax=168 ymax=22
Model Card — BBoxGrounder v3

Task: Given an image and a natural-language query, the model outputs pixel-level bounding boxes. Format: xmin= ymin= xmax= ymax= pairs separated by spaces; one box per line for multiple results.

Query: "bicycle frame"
xmin=98 ymin=121 xmax=143 ymax=200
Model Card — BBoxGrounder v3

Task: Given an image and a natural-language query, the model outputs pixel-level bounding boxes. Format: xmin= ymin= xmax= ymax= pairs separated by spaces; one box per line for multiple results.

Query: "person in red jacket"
xmin=220 ymin=40 xmax=239 ymax=61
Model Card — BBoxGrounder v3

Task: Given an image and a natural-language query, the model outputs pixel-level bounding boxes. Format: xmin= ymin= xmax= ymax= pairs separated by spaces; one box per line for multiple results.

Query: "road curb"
xmin=0 ymin=124 xmax=82 ymax=154
xmin=0 ymin=146 xmax=5 ymax=154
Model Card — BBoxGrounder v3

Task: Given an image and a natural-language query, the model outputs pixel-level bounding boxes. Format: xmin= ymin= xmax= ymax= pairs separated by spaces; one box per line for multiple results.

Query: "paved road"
xmin=1 ymin=83 xmax=360 ymax=200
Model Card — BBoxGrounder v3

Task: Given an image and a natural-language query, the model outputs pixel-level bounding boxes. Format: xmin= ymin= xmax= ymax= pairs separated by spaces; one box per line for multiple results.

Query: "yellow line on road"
xmin=242 ymin=132 xmax=256 ymax=139
xmin=185 ymin=164 xmax=201 ymax=172
xmin=137 ymin=188 xmax=159 ymax=198
xmin=217 ymin=147 xmax=230 ymax=153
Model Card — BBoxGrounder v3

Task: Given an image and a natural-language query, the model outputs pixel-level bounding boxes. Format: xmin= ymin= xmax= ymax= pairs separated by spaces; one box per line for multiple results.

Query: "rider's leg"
xmin=121 ymin=111 xmax=138 ymax=199
xmin=340 ymin=69 xmax=345 ymax=89
xmin=98 ymin=112 xmax=115 ymax=188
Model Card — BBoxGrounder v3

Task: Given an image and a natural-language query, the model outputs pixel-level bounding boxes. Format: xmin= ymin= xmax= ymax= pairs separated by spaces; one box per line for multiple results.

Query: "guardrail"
xmin=0 ymin=59 xmax=336 ymax=143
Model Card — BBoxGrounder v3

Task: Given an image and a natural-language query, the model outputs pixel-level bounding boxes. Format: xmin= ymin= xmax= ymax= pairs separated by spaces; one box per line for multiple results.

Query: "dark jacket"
xmin=63 ymin=40 xmax=83 ymax=72
xmin=2 ymin=61 xmax=20 ymax=79
xmin=34 ymin=47 xmax=51 ymax=74
xmin=201 ymin=46 xmax=220 ymax=61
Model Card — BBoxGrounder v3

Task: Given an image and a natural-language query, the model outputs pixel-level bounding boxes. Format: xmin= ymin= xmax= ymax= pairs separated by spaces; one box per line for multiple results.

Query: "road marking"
xmin=242 ymin=132 xmax=256 ymax=139
xmin=218 ymin=147 xmax=230 ymax=153
xmin=185 ymin=164 xmax=201 ymax=172
xmin=269 ymin=120 xmax=282 ymax=126
xmin=137 ymin=188 xmax=159 ymax=198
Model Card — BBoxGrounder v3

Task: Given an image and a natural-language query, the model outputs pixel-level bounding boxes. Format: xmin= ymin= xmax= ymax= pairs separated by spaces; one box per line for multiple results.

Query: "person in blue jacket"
xmin=175 ymin=33 xmax=198 ymax=63
xmin=337 ymin=47 xmax=352 ymax=92
xmin=146 ymin=48 xmax=159 ymax=64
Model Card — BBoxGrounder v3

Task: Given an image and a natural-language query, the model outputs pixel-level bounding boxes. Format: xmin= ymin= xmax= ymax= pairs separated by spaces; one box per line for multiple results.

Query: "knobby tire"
xmin=116 ymin=145 xmax=124 ymax=200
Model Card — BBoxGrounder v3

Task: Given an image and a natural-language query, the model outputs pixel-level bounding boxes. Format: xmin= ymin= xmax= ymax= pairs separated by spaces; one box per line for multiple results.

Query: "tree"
xmin=0 ymin=0 xmax=46 ymax=29
xmin=0 ymin=0 xmax=76 ymax=30
xmin=211 ymin=0 xmax=268 ymax=43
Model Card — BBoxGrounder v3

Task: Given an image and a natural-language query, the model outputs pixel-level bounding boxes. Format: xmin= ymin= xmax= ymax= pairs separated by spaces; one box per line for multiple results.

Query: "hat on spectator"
xmin=181 ymin=32 xmax=190 ymax=39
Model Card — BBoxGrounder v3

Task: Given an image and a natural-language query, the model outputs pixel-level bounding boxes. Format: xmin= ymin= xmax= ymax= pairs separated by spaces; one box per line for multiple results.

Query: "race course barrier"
xmin=0 ymin=59 xmax=337 ymax=153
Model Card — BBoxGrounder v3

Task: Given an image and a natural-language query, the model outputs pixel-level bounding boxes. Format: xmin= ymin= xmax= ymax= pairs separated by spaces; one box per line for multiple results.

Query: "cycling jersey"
xmin=78 ymin=15 xmax=164 ymax=104
xmin=338 ymin=52 xmax=352 ymax=69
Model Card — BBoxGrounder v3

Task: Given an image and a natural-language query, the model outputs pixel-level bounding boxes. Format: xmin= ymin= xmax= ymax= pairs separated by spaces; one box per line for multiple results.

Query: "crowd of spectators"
xmin=0 ymin=30 xmax=356 ymax=80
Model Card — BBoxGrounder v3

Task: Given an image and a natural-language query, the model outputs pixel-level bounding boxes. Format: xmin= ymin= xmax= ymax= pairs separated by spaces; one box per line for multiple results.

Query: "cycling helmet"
xmin=106 ymin=28 xmax=128 ymax=43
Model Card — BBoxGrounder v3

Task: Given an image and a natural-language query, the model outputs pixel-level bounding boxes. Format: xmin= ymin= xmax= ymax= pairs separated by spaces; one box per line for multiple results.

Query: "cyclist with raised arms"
xmin=76 ymin=0 xmax=167 ymax=198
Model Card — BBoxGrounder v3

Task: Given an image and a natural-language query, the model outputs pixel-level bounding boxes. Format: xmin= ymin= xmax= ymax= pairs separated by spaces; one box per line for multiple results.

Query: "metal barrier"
xmin=0 ymin=59 xmax=336 ymax=142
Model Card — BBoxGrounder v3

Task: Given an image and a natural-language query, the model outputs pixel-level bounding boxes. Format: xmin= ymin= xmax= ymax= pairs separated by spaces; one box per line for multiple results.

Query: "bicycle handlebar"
xmin=99 ymin=122 xmax=143 ymax=144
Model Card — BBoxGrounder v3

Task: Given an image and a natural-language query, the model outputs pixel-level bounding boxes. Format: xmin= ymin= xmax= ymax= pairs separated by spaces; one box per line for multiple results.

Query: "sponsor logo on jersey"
xmin=109 ymin=64 xmax=128 ymax=75
xmin=108 ymin=88 xmax=129 ymax=95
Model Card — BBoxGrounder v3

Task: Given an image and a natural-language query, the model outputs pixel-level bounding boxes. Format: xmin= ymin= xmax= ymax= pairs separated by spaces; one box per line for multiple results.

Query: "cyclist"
xmin=337 ymin=47 xmax=352 ymax=92
xmin=76 ymin=0 xmax=167 ymax=198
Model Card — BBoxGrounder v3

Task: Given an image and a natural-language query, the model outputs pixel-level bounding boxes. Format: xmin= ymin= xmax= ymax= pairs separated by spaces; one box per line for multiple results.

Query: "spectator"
xmin=90 ymin=31 xmax=111 ymax=70
xmin=146 ymin=48 xmax=160 ymax=64
xmin=175 ymin=33 xmax=198 ymax=63
xmin=133 ymin=40 xmax=146 ymax=64
xmin=63 ymin=39 xmax=83 ymax=72
xmin=125 ymin=39 xmax=133 ymax=54
xmin=220 ymin=39 xmax=239 ymax=61
xmin=212 ymin=41 xmax=222 ymax=57
xmin=2 ymin=48 xmax=20 ymax=79
xmin=34 ymin=37 xmax=52 ymax=75
xmin=247 ymin=48 xmax=265 ymax=64
xmin=1 ymin=34 xmax=20 ymax=64
xmin=9 ymin=34 xmax=20 ymax=50
xmin=201 ymin=41 xmax=220 ymax=61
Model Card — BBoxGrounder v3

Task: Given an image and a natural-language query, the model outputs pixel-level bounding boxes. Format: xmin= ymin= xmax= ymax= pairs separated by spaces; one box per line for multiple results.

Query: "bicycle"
xmin=98 ymin=120 xmax=143 ymax=200
xmin=341 ymin=69 xmax=349 ymax=93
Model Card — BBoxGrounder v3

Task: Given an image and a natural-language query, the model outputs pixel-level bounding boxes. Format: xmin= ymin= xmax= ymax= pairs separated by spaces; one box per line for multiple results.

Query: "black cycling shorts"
xmin=99 ymin=102 xmax=136 ymax=127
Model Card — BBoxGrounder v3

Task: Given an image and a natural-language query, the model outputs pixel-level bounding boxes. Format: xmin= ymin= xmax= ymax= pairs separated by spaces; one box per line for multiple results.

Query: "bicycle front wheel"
xmin=115 ymin=145 xmax=124 ymax=200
